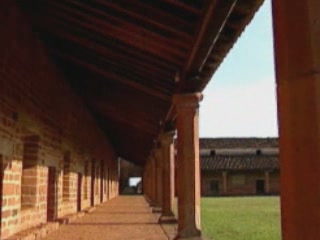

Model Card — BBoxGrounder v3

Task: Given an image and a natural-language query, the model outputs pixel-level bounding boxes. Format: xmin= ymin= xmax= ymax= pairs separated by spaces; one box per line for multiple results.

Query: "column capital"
xmin=173 ymin=93 xmax=203 ymax=109
xmin=160 ymin=130 xmax=176 ymax=146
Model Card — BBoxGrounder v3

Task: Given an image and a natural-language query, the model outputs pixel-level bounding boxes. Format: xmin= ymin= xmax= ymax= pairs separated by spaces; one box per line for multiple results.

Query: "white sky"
xmin=199 ymin=0 xmax=278 ymax=138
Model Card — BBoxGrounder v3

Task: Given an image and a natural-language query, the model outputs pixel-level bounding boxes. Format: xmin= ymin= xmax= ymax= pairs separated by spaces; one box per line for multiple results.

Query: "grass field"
xmin=201 ymin=196 xmax=281 ymax=240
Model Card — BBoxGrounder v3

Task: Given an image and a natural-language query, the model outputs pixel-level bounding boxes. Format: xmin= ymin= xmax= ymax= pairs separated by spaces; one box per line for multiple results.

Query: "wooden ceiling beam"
xmin=97 ymin=103 xmax=162 ymax=128
xmin=44 ymin=2 xmax=186 ymax=62
xmin=93 ymin=85 xmax=171 ymax=119
xmin=93 ymin=0 xmax=195 ymax=34
xmin=91 ymin=0 xmax=193 ymax=41
xmin=43 ymin=15 xmax=182 ymax=67
xmin=102 ymin=125 xmax=153 ymax=165
xmin=112 ymin=140 xmax=152 ymax=165
xmin=90 ymin=47 xmax=174 ymax=82
xmin=41 ymin=24 xmax=178 ymax=73
xmin=63 ymin=0 xmax=191 ymax=50
xmin=163 ymin=0 xmax=202 ymax=15
xmin=50 ymin=40 xmax=174 ymax=90
xmin=51 ymin=50 xmax=171 ymax=101
xmin=183 ymin=0 xmax=237 ymax=79
xmin=95 ymin=103 xmax=159 ymax=135
xmin=37 ymin=17 xmax=176 ymax=90
xmin=87 ymin=52 xmax=175 ymax=90
xmin=51 ymin=45 xmax=174 ymax=93
xmin=101 ymin=60 xmax=174 ymax=89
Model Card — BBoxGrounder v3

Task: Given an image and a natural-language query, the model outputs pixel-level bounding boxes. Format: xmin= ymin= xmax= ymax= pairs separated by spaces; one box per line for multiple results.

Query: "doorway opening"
xmin=77 ymin=173 xmax=82 ymax=212
xmin=210 ymin=180 xmax=219 ymax=195
xmin=256 ymin=180 xmax=265 ymax=194
xmin=47 ymin=167 xmax=58 ymax=221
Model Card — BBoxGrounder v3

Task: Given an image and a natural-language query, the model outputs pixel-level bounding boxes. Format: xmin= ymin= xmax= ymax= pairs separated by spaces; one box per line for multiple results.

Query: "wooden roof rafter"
xmin=95 ymin=0 xmax=197 ymax=33
xmin=163 ymin=0 xmax=202 ymax=15
xmin=50 ymin=43 xmax=175 ymax=92
xmin=52 ymin=50 xmax=171 ymax=101
xmin=41 ymin=25 xmax=179 ymax=73
xmin=41 ymin=2 xmax=186 ymax=63
xmin=85 ymin=0 xmax=194 ymax=41
xmin=18 ymin=0 xmax=266 ymax=165
xmin=183 ymin=0 xmax=238 ymax=84
xmin=54 ymin=0 xmax=192 ymax=51
xmin=96 ymin=104 xmax=159 ymax=135
xmin=42 ymin=31 xmax=174 ymax=84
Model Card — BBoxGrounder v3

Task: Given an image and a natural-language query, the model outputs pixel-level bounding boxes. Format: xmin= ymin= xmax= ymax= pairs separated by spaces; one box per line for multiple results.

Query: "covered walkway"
xmin=42 ymin=196 xmax=171 ymax=240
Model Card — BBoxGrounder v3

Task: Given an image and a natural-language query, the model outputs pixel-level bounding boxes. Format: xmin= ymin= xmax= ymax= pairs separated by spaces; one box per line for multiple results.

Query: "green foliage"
xmin=201 ymin=196 xmax=281 ymax=240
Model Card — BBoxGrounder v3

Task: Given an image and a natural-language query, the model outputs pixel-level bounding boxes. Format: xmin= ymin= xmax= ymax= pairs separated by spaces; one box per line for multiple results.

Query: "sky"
xmin=199 ymin=0 xmax=278 ymax=138
xmin=129 ymin=177 xmax=142 ymax=187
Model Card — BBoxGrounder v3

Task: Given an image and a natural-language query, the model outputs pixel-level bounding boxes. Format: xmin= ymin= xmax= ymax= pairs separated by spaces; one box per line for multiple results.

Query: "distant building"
xmin=200 ymin=138 xmax=279 ymax=196
xmin=120 ymin=138 xmax=280 ymax=196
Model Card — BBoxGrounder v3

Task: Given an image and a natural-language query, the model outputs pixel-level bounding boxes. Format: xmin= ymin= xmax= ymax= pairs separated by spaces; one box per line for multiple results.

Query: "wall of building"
xmin=0 ymin=1 xmax=119 ymax=238
xmin=201 ymin=170 xmax=280 ymax=196
xmin=269 ymin=171 xmax=280 ymax=194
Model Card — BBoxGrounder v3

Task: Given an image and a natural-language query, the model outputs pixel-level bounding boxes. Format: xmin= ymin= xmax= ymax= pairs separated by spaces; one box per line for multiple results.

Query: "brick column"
xmin=272 ymin=0 xmax=320 ymax=239
xmin=173 ymin=93 xmax=203 ymax=239
xmin=159 ymin=129 xmax=176 ymax=223
xmin=222 ymin=171 xmax=227 ymax=194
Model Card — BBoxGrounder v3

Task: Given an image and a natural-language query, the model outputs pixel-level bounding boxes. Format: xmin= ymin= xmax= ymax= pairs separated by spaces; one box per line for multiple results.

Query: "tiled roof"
xmin=201 ymin=155 xmax=279 ymax=171
xmin=200 ymin=137 xmax=278 ymax=149
xmin=200 ymin=148 xmax=279 ymax=156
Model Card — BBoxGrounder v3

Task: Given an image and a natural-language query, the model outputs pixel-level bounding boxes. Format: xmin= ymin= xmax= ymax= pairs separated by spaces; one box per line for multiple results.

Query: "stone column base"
xmin=159 ymin=215 xmax=177 ymax=224
xmin=174 ymin=236 xmax=206 ymax=240
xmin=152 ymin=206 xmax=162 ymax=213
xmin=174 ymin=228 xmax=203 ymax=240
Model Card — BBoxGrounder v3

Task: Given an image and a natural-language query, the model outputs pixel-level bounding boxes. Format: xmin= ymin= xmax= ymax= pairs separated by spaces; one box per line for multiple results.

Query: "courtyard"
xmin=201 ymin=196 xmax=280 ymax=240
xmin=38 ymin=195 xmax=281 ymax=240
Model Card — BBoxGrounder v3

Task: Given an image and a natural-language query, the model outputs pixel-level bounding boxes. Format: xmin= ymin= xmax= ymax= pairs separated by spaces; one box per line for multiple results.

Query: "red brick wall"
xmin=0 ymin=1 xmax=119 ymax=238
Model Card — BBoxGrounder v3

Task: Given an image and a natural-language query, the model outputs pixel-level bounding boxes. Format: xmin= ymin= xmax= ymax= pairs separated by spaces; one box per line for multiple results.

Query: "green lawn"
xmin=201 ymin=196 xmax=281 ymax=240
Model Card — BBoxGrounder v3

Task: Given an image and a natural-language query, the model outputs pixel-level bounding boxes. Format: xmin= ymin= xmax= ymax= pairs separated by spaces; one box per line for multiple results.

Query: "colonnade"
xmin=143 ymin=93 xmax=203 ymax=239
xmin=144 ymin=1 xmax=320 ymax=239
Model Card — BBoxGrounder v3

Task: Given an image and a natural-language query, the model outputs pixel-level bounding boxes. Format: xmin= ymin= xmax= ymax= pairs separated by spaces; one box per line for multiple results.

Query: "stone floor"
xmin=42 ymin=196 xmax=172 ymax=240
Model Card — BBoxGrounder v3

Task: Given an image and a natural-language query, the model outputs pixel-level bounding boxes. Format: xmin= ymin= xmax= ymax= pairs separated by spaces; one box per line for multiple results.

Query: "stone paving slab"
xmin=42 ymin=196 xmax=169 ymax=240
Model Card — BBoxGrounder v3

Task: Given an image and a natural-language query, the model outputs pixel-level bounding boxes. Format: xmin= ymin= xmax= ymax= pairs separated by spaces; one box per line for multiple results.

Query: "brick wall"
xmin=0 ymin=1 xmax=119 ymax=238
xmin=269 ymin=172 xmax=280 ymax=194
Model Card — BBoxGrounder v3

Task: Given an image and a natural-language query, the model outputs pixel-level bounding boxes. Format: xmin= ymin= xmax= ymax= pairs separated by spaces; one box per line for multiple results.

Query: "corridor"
xmin=42 ymin=196 xmax=169 ymax=240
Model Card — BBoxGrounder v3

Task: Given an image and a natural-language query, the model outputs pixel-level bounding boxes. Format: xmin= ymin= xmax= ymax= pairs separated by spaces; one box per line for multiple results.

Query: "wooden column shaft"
xmin=272 ymin=0 xmax=320 ymax=239
xmin=174 ymin=93 xmax=203 ymax=239
xmin=155 ymin=148 xmax=163 ymax=207
xmin=160 ymin=130 xmax=175 ymax=217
